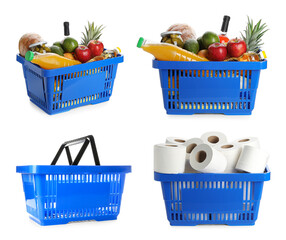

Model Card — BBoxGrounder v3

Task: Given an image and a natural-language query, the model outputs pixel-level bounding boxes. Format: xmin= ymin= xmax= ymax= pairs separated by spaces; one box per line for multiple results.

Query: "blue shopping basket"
xmin=153 ymin=60 xmax=267 ymax=115
xmin=17 ymin=54 xmax=123 ymax=115
xmin=17 ymin=135 xmax=131 ymax=226
xmin=154 ymin=168 xmax=270 ymax=226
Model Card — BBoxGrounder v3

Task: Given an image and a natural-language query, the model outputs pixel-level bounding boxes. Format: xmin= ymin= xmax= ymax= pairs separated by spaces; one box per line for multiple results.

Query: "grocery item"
xmin=62 ymin=37 xmax=78 ymax=53
xmin=215 ymin=143 xmax=241 ymax=173
xmin=75 ymin=45 xmax=92 ymax=63
xmin=167 ymin=23 xmax=196 ymax=42
xmin=208 ymin=42 xmax=227 ymax=61
xmin=102 ymin=47 xmax=121 ymax=59
xmin=88 ymin=40 xmax=104 ymax=57
xmin=81 ymin=22 xmax=105 ymax=45
xmin=241 ymin=16 xmax=268 ymax=52
xmin=137 ymin=37 xmax=208 ymax=61
xmin=201 ymin=131 xmax=227 ymax=146
xmin=18 ymin=33 xmax=43 ymax=56
xmin=202 ymin=31 xmax=220 ymax=48
xmin=239 ymin=51 xmax=260 ymax=61
xmin=232 ymin=137 xmax=260 ymax=149
xmin=53 ymin=41 xmax=62 ymax=48
xmin=218 ymin=15 xmax=230 ymax=44
xmin=184 ymin=138 xmax=203 ymax=173
xmin=50 ymin=45 xmax=64 ymax=56
xmin=25 ymin=51 xmax=81 ymax=70
xmin=165 ymin=137 xmax=187 ymax=144
xmin=197 ymin=49 xmax=208 ymax=58
xmin=197 ymin=36 xmax=204 ymax=50
xmin=183 ymin=39 xmax=199 ymax=54
xmin=161 ymin=31 xmax=184 ymax=47
xmin=227 ymin=38 xmax=247 ymax=57
xmin=63 ymin=52 xmax=75 ymax=60
xmin=154 ymin=144 xmax=186 ymax=174
xmin=236 ymin=145 xmax=269 ymax=173
xmin=189 ymin=143 xmax=227 ymax=173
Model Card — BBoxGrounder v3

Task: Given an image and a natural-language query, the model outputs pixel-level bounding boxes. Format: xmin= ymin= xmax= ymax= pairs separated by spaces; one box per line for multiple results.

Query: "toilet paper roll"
xmin=201 ymin=132 xmax=227 ymax=146
xmin=235 ymin=145 xmax=269 ymax=173
xmin=184 ymin=138 xmax=203 ymax=173
xmin=215 ymin=143 xmax=242 ymax=173
xmin=154 ymin=144 xmax=186 ymax=174
xmin=232 ymin=137 xmax=260 ymax=149
xmin=166 ymin=137 xmax=187 ymax=145
xmin=189 ymin=144 xmax=227 ymax=173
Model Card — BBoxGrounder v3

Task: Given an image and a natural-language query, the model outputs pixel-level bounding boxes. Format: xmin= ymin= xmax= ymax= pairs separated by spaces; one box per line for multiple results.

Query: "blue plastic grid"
xmin=154 ymin=168 xmax=270 ymax=226
xmin=153 ymin=60 xmax=267 ymax=115
xmin=17 ymin=54 xmax=123 ymax=115
xmin=17 ymin=165 xmax=131 ymax=226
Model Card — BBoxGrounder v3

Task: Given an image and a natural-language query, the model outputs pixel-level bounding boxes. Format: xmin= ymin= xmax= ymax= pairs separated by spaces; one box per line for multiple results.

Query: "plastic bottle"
xmin=137 ymin=37 xmax=208 ymax=62
xmin=25 ymin=51 xmax=81 ymax=70
xmin=218 ymin=15 xmax=230 ymax=44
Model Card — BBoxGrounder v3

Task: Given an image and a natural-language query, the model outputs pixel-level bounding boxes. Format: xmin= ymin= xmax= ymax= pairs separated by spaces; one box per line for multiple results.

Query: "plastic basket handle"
xmin=51 ymin=135 xmax=100 ymax=166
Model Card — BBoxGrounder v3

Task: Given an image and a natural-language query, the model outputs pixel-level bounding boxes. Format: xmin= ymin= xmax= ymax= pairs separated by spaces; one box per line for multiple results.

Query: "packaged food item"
xmin=161 ymin=31 xmax=184 ymax=47
xmin=167 ymin=23 xmax=196 ymax=41
xmin=18 ymin=33 xmax=43 ymax=57
xmin=137 ymin=37 xmax=208 ymax=62
xmin=25 ymin=51 xmax=81 ymax=70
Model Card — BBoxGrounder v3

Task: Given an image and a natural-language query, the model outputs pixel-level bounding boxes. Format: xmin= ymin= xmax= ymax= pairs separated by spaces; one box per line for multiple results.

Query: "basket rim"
xmin=152 ymin=58 xmax=267 ymax=70
xmin=16 ymin=54 xmax=124 ymax=77
xmin=16 ymin=165 xmax=131 ymax=174
xmin=154 ymin=166 xmax=270 ymax=182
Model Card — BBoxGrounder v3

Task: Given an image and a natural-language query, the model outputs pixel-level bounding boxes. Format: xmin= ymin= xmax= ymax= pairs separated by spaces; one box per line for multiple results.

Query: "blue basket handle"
xmin=51 ymin=135 xmax=100 ymax=166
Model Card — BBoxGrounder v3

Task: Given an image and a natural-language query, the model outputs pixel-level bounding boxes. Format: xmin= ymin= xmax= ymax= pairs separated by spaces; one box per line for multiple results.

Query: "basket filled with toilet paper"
xmin=154 ymin=132 xmax=270 ymax=226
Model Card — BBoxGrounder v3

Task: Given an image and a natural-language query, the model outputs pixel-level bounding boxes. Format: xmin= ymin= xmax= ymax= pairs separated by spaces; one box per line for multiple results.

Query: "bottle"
xmin=219 ymin=15 xmax=230 ymax=44
xmin=25 ymin=51 xmax=81 ymax=70
xmin=137 ymin=37 xmax=208 ymax=62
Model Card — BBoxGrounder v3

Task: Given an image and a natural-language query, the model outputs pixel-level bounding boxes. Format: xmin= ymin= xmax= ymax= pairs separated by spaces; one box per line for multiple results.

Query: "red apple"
xmin=208 ymin=43 xmax=227 ymax=61
xmin=87 ymin=40 xmax=104 ymax=57
xmin=227 ymin=38 xmax=247 ymax=58
xmin=75 ymin=45 xmax=92 ymax=63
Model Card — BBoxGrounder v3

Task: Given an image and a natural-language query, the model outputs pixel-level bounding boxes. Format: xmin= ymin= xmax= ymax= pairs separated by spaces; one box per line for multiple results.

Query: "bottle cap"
xmin=25 ymin=51 xmax=34 ymax=61
xmin=221 ymin=15 xmax=231 ymax=32
xmin=137 ymin=37 xmax=145 ymax=48
xmin=64 ymin=22 xmax=70 ymax=36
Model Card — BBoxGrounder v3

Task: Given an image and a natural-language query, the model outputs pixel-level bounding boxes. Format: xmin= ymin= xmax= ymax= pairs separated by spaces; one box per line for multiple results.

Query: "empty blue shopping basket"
xmin=154 ymin=168 xmax=270 ymax=226
xmin=17 ymin=135 xmax=131 ymax=226
xmin=17 ymin=54 xmax=123 ymax=115
xmin=153 ymin=60 xmax=267 ymax=115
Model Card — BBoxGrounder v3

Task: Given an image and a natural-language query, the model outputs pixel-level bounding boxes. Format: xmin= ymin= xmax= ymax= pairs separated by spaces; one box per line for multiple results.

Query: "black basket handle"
xmin=51 ymin=135 xmax=100 ymax=166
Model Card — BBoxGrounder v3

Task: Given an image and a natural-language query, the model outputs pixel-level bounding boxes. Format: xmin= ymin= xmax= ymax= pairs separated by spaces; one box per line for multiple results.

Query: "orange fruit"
xmin=198 ymin=49 xmax=209 ymax=59
xmin=64 ymin=53 xmax=75 ymax=60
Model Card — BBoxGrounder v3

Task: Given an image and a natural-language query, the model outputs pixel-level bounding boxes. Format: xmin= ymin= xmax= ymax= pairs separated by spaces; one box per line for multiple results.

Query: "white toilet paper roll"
xmin=232 ymin=137 xmax=260 ymax=149
xmin=184 ymin=138 xmax=203 ymax=173
xmin=166 ymin=137 xmax=187 ymax=145
xmin=235 ymin=145 xmax=269 ymax=173
xmin=201 ymin=132 xmax=227 ymax=146
xmin=154 ymin=144 xmax=186 ymax=174
xmin=189 ymin=144 xmax=227 ymax=173
xmin=215 ymin=143 xmax=242 ymax=173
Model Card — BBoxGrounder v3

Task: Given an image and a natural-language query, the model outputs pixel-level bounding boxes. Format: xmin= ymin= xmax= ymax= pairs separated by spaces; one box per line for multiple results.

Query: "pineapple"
xmin=81 ymin=22 xmax=105 ymax=46
xmin=241 ymin=16 xmax=268 ymax=53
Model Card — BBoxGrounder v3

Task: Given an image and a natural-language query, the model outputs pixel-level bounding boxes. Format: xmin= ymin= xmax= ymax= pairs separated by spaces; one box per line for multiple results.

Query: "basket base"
xmin=165 ymin=109 xmax=253 ymax=115
xmin=29 ymin=215 xmax=118 ymax=226
xmin=30 ymin=97 xmax=110 ymax=115
xmin=169 ymin=221 xmax=256 ymax=226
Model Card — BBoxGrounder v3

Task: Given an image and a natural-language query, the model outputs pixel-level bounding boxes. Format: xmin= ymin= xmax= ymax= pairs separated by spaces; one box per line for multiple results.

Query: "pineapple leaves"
xmin=241 ymin=16 xmax=269 ymax=52
xmin=81 ymin=22 xmax=105 ymax=45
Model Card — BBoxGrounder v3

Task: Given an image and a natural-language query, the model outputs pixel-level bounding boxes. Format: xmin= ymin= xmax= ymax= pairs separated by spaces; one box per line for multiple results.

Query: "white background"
xmin=1 ymin=0 xmax=285 ymax=239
